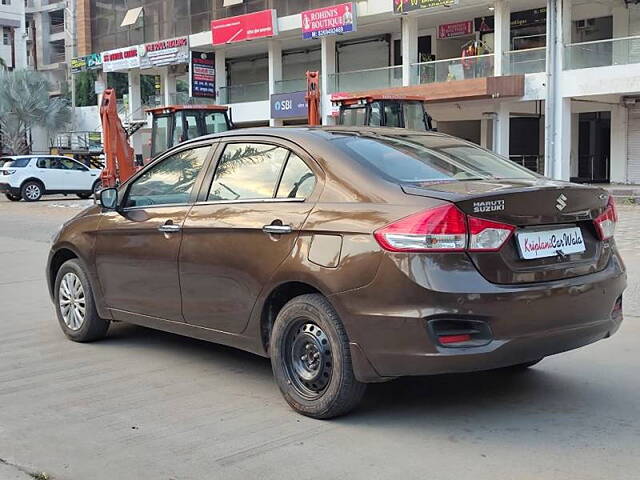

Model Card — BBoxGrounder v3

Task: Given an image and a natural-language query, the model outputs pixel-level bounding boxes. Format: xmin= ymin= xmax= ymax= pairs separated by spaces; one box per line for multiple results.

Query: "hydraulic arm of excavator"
xmin=306 ymin=71 xmax=321 ymax=126
xmin=100 ymin=88 xmax=136 ymax=189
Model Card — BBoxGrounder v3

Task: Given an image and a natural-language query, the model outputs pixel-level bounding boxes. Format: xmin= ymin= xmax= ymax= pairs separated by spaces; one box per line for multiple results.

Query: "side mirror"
xmin=99 ymin=188 xmax=118 ymax=210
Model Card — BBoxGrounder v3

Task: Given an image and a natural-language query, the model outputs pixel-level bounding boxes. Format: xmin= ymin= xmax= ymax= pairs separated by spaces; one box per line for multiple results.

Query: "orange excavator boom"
xmin=100 ymin=88 xmax=136 ymax=188
xmin=306 ymin=71 xmax=321 ymax=126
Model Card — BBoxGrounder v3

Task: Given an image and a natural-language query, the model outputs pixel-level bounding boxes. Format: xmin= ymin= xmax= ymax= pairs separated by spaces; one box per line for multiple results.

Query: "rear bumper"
xmin=0 ymin=183 xmax=20 ymax=196
xmin=333 ymin=251 xmax=626 ymax=382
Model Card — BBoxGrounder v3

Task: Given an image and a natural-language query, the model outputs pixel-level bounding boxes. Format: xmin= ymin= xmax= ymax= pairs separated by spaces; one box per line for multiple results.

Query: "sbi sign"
xmin=271 ymin=91 xmax=308 ymax=119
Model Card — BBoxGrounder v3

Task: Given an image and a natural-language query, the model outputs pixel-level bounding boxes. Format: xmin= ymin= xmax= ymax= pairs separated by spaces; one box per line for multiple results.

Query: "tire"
xmin=21 ymin=180 xmax=43 ymax=202
xmin=54 ymin=259 xmax=110 ymax=342
xmin=5 ymin=193 xmax=21 ymax=201
xmin=78 ymin=180 xmax=101 ymax=200
xmin=270 ymin=294 xmax=366 ymax=419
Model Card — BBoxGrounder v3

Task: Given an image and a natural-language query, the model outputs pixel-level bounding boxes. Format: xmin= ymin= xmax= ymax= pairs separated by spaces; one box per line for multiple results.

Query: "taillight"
xmin=374 ymin=204 xmax=515 ymax=253
xmin=374 ymin=204 xmax=466 ymax=252
xmin=594 ymin=196 xmax=617 ymax=240
xmin=468 ymin=216 xmax=515 ymax=252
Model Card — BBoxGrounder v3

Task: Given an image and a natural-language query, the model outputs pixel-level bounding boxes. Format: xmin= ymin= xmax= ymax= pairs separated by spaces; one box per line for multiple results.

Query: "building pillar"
xmin=128 ymin=69 xmax=142 ymax=121
xmin=321 ymin=36 xmax=336 ymax=126
xmin=544 ymin=0 xmax=572 ymax=180
xmin=401 ymin=15 xmax=418 ymax=86
xmin=493 ymin=103 xmax=510 ymax=157
xmin=480 ymin=117 xmax=493 ymax=150
xmin=493 ymin=0 xmax=511 ymax=76
xmin=162 ymin=68 xmax=176 ymax=106
xmin=610 ymin=105 xmax=628 ymax=183
xmin=268 ymin=39 xmax=283 ymax=127
xmin=215 ymin=49 xmax=227 ymax=104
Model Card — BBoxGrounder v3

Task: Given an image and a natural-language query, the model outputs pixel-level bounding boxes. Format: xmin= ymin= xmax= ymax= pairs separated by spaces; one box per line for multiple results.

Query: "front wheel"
xmin=5 ymin=193 xmax=21 ymax=201
xmin=54 ymin=259 xmax=110 ymax=342
xmin=270 ymin=294 xmax=366 ymax=419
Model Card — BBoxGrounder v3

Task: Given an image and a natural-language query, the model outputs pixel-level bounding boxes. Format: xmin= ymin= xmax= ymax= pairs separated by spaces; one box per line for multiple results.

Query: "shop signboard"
xmin=301 ymin=2 xmax=356 ymax=39
xmin=475 ymin=7 xmax=547 ymax=32
xmin=102 ymin=46 xmax=140 ymax=72
xmin=189 ymin=51 xmax=216 ymax=98
xmin=140 ymin=36 xmax=190 ymax=69
xmin=271 ymin=91 xmax=308 ymax=119
xmin=437 ymin=20 xmax=474 ymax=39
xmin=394 ymin=0 xmax=457 ymax=14
xmin=211 ymin=9 xmax=278 ymax=45
xmin=71 ymin=53 xmax=103 ymax=74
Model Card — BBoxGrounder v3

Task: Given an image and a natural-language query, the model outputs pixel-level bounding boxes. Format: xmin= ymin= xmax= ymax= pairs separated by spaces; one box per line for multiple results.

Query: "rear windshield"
xmin=3 ymin=158 xmax=31 ymax=168
xmin=332 ymin=134 xmax=537 ymax=183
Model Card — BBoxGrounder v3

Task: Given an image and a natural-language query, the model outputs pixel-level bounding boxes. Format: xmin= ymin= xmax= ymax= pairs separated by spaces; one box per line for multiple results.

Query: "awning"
xmin=0 ymin=18 xmax=20 ymax=28
xmin=120 ymin=7 xmax=143 ymax=27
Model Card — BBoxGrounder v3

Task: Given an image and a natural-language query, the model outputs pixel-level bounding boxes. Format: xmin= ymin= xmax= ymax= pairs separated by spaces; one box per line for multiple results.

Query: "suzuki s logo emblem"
xmin=556 ymin=194 xmax=568 ymax=211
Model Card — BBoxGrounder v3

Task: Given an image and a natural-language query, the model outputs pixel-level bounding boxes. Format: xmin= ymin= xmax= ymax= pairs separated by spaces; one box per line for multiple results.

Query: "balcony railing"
xmin=50 ymin=23 xmax=65 ymax=35
xmin=565 ymin=35 xmax=640 ymax=70
xmin=411 ymin=54 xmax=494 ymax=84
xmin=510 ymin=154 xmax=544 ymax=174
xmin=274 ymin=78 xmax=308 ymax=94
xmin=504 ymin=47 xmax=546 ymax=75
xmin=218 ymin=82 xmax=269 ymax=104
xmin=328 ymin=65 xmax=402 ymax=93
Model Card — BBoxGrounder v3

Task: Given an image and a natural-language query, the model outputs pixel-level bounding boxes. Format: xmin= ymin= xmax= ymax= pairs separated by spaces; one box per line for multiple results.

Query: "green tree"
xmin=74 ymin=71 xmax=98 ymax=107
xmin=0 ymin=69 xmax=71 ymax=154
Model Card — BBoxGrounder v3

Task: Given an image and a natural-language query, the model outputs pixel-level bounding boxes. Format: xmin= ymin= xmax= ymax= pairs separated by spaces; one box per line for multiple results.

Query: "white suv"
xmin=0 ymin=155 xmax=102 ymax=202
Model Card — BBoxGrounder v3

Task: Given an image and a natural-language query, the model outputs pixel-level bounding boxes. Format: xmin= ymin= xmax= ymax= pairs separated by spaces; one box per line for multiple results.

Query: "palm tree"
xmin=0 ymin=69 xmax=71 ymax=154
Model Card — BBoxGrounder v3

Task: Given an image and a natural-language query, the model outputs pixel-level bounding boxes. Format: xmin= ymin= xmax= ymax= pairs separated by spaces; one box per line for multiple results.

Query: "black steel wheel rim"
xmin=283 ymin=320 xmax=333 ymax=399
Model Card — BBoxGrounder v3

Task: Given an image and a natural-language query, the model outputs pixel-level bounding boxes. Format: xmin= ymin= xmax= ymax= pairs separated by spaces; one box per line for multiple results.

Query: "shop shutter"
xmin=627 ymin=105 xmax=640 ymax=183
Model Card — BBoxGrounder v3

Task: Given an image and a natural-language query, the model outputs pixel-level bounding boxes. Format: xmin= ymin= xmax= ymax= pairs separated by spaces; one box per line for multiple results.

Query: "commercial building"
xmin=72 ymin=0 xmax=640 ymax=184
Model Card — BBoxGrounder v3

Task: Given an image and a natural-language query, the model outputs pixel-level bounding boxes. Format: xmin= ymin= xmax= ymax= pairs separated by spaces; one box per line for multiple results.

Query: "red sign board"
xmin=211 ymin=9 xmax=278 ymax=45
xmin=437 ymin=20 xmax=474 ymax=39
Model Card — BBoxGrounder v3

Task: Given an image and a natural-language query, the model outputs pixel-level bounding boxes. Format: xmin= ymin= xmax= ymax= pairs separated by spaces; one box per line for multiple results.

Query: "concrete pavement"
xmin=1 ymin=196 xmax=639 ymax=480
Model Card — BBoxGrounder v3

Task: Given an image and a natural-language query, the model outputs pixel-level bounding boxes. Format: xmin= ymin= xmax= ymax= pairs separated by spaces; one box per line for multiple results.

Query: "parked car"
xmin=47 ymin=127 xmax=626 ymax=418
xmin=0 ymin=155 xmax=102 ymax=202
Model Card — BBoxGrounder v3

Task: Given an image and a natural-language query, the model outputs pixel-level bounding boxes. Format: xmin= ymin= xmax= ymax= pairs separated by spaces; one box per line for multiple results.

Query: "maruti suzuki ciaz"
xmin=47 ymin=127 xmax=626 ymax=418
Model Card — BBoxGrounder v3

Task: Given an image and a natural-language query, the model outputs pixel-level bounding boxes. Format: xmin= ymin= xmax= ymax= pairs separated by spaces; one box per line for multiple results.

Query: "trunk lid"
xmin=402 ymin=179 xmax=612 ymax=284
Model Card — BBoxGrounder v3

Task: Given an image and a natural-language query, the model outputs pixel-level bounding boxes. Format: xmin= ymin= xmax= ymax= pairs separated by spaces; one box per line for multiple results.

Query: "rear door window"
xmin=208 ymin=143 xmax=289 ymax=201
xmin=276 ymin=154 xmax=316 ymax=199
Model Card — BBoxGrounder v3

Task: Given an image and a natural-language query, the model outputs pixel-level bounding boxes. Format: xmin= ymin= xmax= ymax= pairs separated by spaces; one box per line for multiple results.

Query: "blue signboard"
xmin=190 ymin=51 xmax=216 ymax=98
xmin=271 ymin=91 xmax=308 ymax=119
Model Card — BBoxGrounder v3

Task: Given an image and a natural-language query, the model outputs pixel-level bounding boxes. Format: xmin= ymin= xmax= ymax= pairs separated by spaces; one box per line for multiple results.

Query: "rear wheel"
xmin=21 ymin=181 xmax=43 ymax=202
xmin=5 ymin=193 xmax=21 ymax=201
xmin=54 ymin=259 xmax=110 ymax=342
xmin=270 ymin=294 xmax=366 ymax=419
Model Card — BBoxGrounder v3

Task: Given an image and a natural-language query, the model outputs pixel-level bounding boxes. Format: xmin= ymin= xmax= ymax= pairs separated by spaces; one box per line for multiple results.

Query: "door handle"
xmin=262 ymin=224 xmax=293 ymax=235
xmin=158 ymin=222 xmax=181 ymax=233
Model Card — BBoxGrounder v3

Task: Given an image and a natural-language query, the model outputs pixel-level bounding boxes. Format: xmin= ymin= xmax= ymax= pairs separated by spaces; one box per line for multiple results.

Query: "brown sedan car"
xmin=47 ymin=127 xmax=626 ymax=418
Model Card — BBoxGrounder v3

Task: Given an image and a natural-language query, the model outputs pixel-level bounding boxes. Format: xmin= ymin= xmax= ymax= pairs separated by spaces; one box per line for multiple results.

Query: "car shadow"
xmin=100 ymin=322 xmax=609 ymax=433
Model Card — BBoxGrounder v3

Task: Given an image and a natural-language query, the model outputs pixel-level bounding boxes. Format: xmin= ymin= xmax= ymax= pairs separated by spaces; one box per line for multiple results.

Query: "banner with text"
xmin=211 ymin=9 xmax=278 ymax=45
xmin=102 ymin=46 xmax=140 ymax=72
xmin=271 ymin=91 xmax=308 ymax=119
xmin=394 ymin=0 xmax=457 ymax=14
xmin=302 ymin=2 xmax=356 ymax=39
xmin=71 ymin=53 xmax=103 ymax=74
xmin=437 ymin=20 xmax=474 ymax=39
xmin=189 ymin=51 xmax=216 ymax=98
xmin=140 ymin=36 xmax=189 ymax=69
